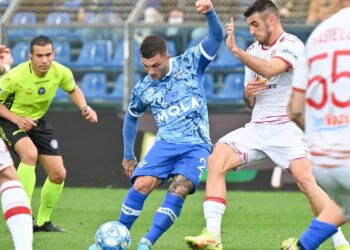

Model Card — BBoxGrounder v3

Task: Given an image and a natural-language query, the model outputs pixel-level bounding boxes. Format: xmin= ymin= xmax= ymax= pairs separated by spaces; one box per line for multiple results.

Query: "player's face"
xmin=30 ymin=44 xmax=55 ymax=77
xmin=247 ymin=13 xmax=273 ymax=46
xmin=142 ymin=53 xmax=170 ymax=80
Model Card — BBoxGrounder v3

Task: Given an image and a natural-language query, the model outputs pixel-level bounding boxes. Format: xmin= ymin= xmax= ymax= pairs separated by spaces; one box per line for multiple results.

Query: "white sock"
xmin=332 ymin=227 xmax=350 ymax=248
xmin=1 ymin=180 xmax=33 ymax=250
xmin=204 ymin=200 xmax=226 ymax=239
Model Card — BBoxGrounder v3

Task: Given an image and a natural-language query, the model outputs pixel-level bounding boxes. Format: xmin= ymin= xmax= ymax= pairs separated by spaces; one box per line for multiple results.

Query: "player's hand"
xmin=122 ymin=158 xmax=137 ymax=179
xmin=16 ymin=117 xmax=37 ymax=131
xmin=81 ymin=105 xmax=98 ymax=123
xmin=0 ymin=45 xmax=13 ymax=73
xmin=196 ymin=0 xmax=213 ymax=14
xmin=245 ymin=76 xmax=268 ymax=98
xmin=226 ymin=17 xmax=239 ymax=54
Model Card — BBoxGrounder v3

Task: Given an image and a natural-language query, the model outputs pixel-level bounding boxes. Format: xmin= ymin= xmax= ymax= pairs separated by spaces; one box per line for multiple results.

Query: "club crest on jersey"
xmin=156 ymin=97 xmax=200 ymax=123
xmin=50 ymin=139 xmax=58 ymax=149
xmin=164 ymin=91 xmax=179 ymax=103
xmin=38 ymin=87 xmax=46 ymax=95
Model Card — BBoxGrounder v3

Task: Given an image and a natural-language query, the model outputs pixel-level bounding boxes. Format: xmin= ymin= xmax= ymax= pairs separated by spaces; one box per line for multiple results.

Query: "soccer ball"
xmin=94 ymin=221 xmax=131 ymax=250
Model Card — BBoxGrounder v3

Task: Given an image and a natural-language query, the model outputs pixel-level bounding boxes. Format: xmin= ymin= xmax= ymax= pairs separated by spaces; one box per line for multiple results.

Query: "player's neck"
xmin=268 ymin=28 xmax=284 ymax=47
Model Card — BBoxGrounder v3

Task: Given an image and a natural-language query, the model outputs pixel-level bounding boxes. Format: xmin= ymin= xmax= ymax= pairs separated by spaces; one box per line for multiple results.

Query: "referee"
xmin=0 ymin=35 xmax=98 ymax=232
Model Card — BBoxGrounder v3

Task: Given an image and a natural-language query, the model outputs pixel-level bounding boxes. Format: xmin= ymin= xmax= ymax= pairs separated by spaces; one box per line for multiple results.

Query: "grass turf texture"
xmin=0 ymin=188 xmax=348 ymax=249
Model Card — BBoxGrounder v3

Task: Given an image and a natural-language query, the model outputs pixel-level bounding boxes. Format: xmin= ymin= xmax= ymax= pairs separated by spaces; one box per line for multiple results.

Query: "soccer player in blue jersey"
xmin=119 ymin=1 xmax=223 ymax=249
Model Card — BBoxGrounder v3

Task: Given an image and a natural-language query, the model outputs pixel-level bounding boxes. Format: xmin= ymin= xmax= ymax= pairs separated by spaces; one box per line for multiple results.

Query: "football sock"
xmin=204 ymin=197 xmax=226 ymax=239
xmin=331 ymin=227 xmax=350 ymax=248
xmin=17 ymin=162 xmax=36 ymax=203
xmin=119 ymin=186 xmax=148 ymax=230
xmin=299 ymin=218 xmax=338 ymax=250
xmin=1 ymin=180 xmax=33 ymax=250
xmin=36 ymin=178 xmax=64 ymax=226
xmin=145 ymin=192 xmax=184 ymax=244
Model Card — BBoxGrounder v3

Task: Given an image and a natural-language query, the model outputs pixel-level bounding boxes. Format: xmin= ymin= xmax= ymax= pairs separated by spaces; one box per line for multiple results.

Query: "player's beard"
xmin=258 ymin=22 xmax=272 ymax=46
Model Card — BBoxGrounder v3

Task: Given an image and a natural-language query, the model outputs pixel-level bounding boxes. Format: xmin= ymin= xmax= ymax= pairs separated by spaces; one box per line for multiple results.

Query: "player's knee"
xmin=168 ymin=184 xmax=193 ymax=198
xmin=19 ymin=146 xmax=38 ymax=164
xmin=208 ymin=154 xmax=229 ymax=174
xmin=50 ymin=168 xmax=66 ymax=184
xmin=294 ymin=171 xmax=315 ymax=194
xmin=133 ymin=176 xmax=158 ymax=194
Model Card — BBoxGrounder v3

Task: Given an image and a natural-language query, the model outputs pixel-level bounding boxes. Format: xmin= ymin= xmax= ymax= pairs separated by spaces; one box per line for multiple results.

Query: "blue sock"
xmin=299 ymin=218 xmax=338 ymax=250
xmin=145 ymin=192 xmax=185 ymax=244
xmin=118 ymin=187 xmax=148 ymax=230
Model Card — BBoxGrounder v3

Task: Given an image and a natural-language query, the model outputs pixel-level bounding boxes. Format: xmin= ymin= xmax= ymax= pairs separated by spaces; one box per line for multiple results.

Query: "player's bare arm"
xmin=68 ymin=85 xmax=98 ymax=123
xmin=195 ymin=0 xmax=213 ymax=13
xmin=226 ymin=18 xmax=289 ymax=79
xmin=287 ymin=90 xmax=305 ymax=130
xmin=122 ymin=158 xmax=138 ymax=179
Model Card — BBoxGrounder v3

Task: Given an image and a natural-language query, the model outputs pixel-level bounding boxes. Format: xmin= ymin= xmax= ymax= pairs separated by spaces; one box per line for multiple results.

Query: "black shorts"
xmin=0 ymin=117 xmax=61 ymax=156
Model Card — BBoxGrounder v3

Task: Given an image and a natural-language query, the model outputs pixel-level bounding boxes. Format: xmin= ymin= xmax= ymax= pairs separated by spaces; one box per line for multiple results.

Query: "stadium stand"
xmin=108 ymin=73 xmax=142 ymax=100
xmin=214 ymin=73 xmax=245 ymax=102
xmin=12 ymin=42 xmax=30 ymax=66
xmin=1 ymin=0 xmax=314 ymax=107
xmin=7 ymin=12 xmax=37 ymax=39
xmin=80 ymin=72 xmax=108 ymax=100
xmin=53 ymin=41 xmax=71 ymax=65
xmin=73 ymin=40 xmax=113 ymax=68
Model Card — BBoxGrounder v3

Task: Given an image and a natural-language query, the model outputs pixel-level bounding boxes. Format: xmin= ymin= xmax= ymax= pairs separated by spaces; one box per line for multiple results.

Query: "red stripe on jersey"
xmin=205 ymin=197 xmax=227 ymax=205
xmin=274 ymin=56 xmax=293 ymax=69
xmin=4 ymin=206 xmax=32 ymax=220
xmin=0 ymin=185 xmax=23 ymax=195
xmin=292 ymin=86 xmax=305 ymax=93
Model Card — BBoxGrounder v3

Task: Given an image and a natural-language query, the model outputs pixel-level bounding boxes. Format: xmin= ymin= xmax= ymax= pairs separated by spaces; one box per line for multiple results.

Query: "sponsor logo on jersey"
xmin=38 ymin=87 xmax=46 ymax=95
xmin=34 ymin=79 xmax=50 ymax=85
xmin=281 ymin=48 xmax=297 ymax=60
xmin=50 ymin=139 xmax=58 ymax=149
xmin=26 ymin=88 xmax=34 ymax=95
xmin=156 ymin=97 xmax=200 ymax=123
xmin=312 ymin=113 xmax=350 ymax=131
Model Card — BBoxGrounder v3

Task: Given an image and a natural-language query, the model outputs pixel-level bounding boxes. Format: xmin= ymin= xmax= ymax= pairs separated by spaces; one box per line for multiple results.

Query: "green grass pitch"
xmin=0 ymin=188 xmax=348 ymax=249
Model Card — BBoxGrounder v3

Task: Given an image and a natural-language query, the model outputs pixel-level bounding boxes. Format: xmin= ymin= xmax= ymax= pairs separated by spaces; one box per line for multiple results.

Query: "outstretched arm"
xmin=122 ymin=112 xmax=139 ymax=178
xmin=68 ymin=85 xmax=98 ymax=123
xmin=226 ymin=18 xmax=290 ymax=80
xmin=196 ymin=0 xmax=225 ymax=57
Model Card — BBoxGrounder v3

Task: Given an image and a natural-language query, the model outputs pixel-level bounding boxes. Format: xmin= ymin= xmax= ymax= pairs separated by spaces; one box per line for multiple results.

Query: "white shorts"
xmin=313 ymin=165 xmax=350 ymax=221
xmin=0 ymin=139 xmax=13 ymax=172
xmin=218 ymin=122 xmax=309 ymax=169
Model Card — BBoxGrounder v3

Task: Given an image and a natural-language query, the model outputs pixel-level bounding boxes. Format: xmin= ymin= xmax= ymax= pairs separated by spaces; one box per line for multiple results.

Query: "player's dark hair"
xmin=140 ymin=35 xmax=168 ymax=59
xmin=243 ymin=0 xmax=279 ymax=18
xmin=30 ymin=35 xmax=54 ymax=53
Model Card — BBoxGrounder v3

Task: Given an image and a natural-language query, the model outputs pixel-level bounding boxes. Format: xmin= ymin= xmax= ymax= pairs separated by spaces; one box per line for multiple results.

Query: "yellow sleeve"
xmin=59 ymin=65 xmax=76 ymax=92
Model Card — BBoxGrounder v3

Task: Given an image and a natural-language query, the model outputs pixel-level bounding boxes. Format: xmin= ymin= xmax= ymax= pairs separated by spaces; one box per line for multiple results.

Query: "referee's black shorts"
xmin=0 ymin=117 xmax=61 ymax=156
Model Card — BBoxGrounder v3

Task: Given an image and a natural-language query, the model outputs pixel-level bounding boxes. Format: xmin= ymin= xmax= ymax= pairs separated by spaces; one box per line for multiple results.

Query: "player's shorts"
xmin=218 ymin=122 xmax=309 ymax=169
xmin=131 ymin=141 xmax=211 ymax=194
xmin=0 ymin=117 xmax=61 ymax=155
xmin=313 ymin=165 xmax=350 ymax=221
xmin=0 ymin=139 xmax=14 ymax=172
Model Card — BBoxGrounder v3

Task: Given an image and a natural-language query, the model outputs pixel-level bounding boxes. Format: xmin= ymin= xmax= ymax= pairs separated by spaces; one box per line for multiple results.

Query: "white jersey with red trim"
xmin=246 ymin=32 xmax=304 ymax=124
xmin=292 ymin=7 xmax=350 ymax=166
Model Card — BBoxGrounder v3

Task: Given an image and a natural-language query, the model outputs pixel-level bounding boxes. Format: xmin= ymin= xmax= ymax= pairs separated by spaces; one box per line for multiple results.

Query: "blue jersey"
xmin=128 ymin=45 xmax=211 ymax=144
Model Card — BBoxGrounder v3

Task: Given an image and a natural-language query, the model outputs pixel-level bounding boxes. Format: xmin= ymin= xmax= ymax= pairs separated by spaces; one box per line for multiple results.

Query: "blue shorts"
xmin=131 ymin=141 xmax=211 ymax=194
